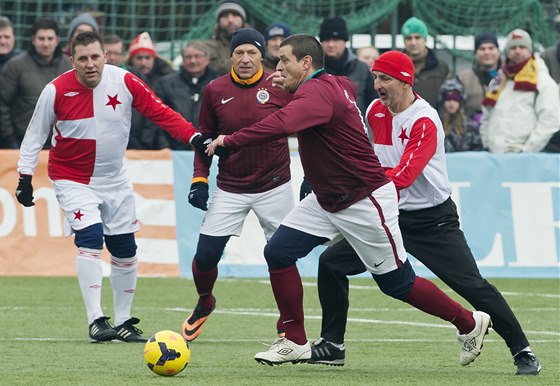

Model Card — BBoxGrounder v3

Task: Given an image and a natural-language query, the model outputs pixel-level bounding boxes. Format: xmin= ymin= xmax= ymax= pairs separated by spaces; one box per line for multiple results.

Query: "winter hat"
xmin=439 ymin=78 xmax=466 ymax=103
xmin=215 ymin=1 xmax=246 ymax=21
xmin=67 ymin=13 xmax=99 ymax=41
xmin=265 ymin=22 xmax=291 ymax=41
xmin=474 ymin=32 xmax=499 ymax=51
xmin=230 ymin=28 xmax=265 ymax=57
xmin=505 ymin=28 xmax=533 ymax=53
xmin=372 ymin=50 xmax=415 ymax=85
xmin=401 ymin=16 xmax=428 ymax=39
xmin=319 ymin=17 xmax=349 ymax=42
xmin=128 ymin=32 xmax=157 ymax=59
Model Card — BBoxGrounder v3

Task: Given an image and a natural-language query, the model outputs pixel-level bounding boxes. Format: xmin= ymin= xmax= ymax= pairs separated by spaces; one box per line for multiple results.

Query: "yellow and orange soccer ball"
xmin=143 ymin=330 xmax=190 ymax=376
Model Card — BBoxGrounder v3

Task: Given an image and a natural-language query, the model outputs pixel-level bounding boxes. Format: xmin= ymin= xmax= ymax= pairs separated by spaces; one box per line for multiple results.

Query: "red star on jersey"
xmin=398 ymin=127 xmax=409 ymax=144
xmin=74 ymin=210 xmax=84 ymax=221
xmin=106 ymin=94 xmax=122 ymax=110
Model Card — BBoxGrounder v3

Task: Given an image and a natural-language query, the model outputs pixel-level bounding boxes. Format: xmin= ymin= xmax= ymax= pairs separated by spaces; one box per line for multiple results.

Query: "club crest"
xmin=256 ymin=88 xmax=270 ymax=104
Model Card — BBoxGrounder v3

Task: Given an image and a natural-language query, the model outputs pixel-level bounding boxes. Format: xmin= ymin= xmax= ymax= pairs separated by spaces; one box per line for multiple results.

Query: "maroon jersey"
xmin=224 ymin=72 xmax=389 ymax=212
xmin=194 ymin=72 xmax=292 ymax=193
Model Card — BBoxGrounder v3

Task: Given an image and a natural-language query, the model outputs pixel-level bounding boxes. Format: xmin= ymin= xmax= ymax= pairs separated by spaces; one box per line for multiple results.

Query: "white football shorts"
xmin=53 ymin=178 xmax=140 ymax=237
xmin=200 ymin=181 xmax=294 ymax=239
xmin=281 ymin=181 xmax=407 ymax=275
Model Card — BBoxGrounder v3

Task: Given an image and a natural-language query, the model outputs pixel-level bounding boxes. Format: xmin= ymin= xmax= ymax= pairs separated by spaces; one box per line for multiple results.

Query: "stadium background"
xmin=1 ymin=0 xmax=557 ymax=74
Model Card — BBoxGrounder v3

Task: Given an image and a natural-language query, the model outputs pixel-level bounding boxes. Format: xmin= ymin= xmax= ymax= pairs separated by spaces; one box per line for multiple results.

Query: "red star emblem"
xmin=74 ymin=210 xmax=84 ymax=221
xmin=398 ymin=127 xmax=409 ymax=144
xmin=106 ymin=94 xmax=122 ymax=110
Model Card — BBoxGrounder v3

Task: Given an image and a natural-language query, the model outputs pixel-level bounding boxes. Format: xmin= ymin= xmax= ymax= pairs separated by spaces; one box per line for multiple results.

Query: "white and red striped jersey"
xmin=366 ymin=96 xmax=451 ymax=210
xmin=18 ymin=65 xmax=196 ymax=184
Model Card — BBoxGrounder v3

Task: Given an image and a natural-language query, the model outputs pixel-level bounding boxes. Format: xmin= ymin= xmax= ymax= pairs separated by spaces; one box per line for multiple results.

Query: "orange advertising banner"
xmin=0 ymin=150 xmax=180 ymax=277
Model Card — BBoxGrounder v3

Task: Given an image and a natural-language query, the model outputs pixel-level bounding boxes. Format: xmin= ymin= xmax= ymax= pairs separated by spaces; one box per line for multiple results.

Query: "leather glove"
xmin=190 ymin=133 xmax=230 ymax=160
xmin=16 ymin=174 xmax=35 ymax=207
xmin=188 ymin=181 xmax=209 ymax=211
xmin=299 ymin=176 xmax=313 ymax=201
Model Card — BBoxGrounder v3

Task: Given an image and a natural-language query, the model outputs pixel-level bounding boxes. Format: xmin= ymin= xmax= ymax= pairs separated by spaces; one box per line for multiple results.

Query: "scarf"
xmin=230 ymin=66 xmax=263 ymax=86
xmin=482 ymin=56 xmax=538 ymax=107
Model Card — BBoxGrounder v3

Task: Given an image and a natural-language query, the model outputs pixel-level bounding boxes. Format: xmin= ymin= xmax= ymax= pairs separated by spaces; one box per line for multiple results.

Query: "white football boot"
xmin=255 ymin=337 xmax=311 ymax=366
xmin=457 ymin=310 xmax=492 ymax=366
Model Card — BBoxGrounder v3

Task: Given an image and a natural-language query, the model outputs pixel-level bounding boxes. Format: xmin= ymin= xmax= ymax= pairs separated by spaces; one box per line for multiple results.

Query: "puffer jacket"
xmin=458 ymin=57 xmax=502 ymax=119
xmin=0 ymin=44 xmax=71 ymax=148
xmin=480 ymin=56 xmax=560 ymax=153
xmin=151 ymin=65 xmax=218 ymax=150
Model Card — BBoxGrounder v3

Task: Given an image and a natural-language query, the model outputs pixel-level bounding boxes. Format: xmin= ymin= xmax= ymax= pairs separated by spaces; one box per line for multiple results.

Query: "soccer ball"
xmin=143 ymin=330 xmax=190 ymax=376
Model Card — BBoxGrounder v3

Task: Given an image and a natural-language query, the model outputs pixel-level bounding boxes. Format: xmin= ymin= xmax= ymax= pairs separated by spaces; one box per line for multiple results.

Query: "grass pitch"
xmin=0 ymin=276 xmax=558 ymax=385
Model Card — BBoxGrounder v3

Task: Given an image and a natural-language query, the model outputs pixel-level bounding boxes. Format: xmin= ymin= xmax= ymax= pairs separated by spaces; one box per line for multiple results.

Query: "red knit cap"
xmin=371 ymin=50 xmax=414 ymax=85
xmin=128 ymin=32 xmax=157 ymax=59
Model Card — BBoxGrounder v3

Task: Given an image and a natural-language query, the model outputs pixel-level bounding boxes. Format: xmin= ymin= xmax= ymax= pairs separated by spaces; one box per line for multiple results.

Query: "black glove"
xmin=190 ymin=133 xmax=230 ymax=160
xmin=188 ymin=181 xmax=209 ymax=211
xmin=299 ymin=176 xmax=313 ymax=201
xmin=190 ymin=134 xmax=213 ymax=165
xmin=16 ymin=174 xmax=35 ymax=207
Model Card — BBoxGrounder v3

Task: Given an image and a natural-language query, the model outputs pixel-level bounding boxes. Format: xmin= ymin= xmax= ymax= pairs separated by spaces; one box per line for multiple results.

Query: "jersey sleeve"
xmin=124 ymin=72 xmax=197 ymax=144
xmin=224 ymin=82 xmax=333 ymax=148
xmin=17 ymin=84 xmax=57 ymax=175
xmin=385 ymin=117 xmax=437 ymax=190
xmin=191 ymin=81 xmax=219 ymax=179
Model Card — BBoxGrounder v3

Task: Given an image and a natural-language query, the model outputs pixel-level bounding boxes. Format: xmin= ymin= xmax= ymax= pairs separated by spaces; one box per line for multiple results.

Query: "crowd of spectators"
xmin=0 ymin=0 xmax=558 ymax=153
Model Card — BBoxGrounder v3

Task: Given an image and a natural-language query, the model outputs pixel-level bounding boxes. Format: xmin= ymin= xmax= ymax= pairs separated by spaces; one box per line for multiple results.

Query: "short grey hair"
xmin=0 ymin=16 xmax=14 ymax=31
xmin=184 ymin=40 xmax=211 ymax=57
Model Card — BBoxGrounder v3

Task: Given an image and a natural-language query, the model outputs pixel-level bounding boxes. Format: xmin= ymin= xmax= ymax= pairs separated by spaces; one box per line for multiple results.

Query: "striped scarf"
xmin=482 ymin=56 xmax=538 ymax=107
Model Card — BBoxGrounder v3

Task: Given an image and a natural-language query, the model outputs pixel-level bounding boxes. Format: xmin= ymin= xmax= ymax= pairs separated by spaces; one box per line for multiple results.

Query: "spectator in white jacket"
xmin=480 ymin=29 xmax=559 ymax=153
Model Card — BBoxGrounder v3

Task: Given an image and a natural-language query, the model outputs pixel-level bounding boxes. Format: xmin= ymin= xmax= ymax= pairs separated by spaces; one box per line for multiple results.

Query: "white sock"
xmin=76 ymin=248 xmax=104 ymax=324
xmin=110 ymin=255 xmax=138 ymax=325
xmin=514 ymin=347 xmax=533 ymax=357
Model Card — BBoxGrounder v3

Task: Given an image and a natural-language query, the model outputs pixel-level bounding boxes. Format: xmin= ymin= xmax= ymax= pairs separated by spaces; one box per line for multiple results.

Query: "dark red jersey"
xmin=194 ymin=72 xmax=292 ymax=193
xmin=225 ymin=72 xmax=389 ymax=212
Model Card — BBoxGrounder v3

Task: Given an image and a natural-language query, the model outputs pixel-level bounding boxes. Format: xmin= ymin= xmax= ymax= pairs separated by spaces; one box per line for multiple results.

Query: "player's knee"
xmin=194 ymin=234 xmax=229 ymax=271
xmin=74 ymin=223 xmax=104 ymax=249
xmin=373 ymin=259 xmax=416 ymax=300
xmin=263 ymin=239 xmax=296 ymax=269
xmin=104 ymin=233 xmax=137 ymax=258
xmin=264 ymin=241 xmax=295 ymax=269
xmin=264 ymin=225 xmax=327 ymax=269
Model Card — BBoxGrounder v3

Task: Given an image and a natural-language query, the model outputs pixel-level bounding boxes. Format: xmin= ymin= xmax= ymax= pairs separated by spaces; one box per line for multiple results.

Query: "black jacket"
xmin=152 ymin=65 xmax=218 ymax=150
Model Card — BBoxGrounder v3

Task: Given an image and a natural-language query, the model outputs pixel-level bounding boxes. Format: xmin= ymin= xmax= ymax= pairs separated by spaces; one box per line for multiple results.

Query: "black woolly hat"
xmin=230 ymin=28 xmax=266 ymax=57
xmin=319 ymin=17 xmax=349 ymax=42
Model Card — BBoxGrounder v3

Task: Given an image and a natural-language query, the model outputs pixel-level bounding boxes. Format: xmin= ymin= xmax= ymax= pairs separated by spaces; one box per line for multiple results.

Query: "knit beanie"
xmin=230 ymin=28 xmax=266 ymax=57
xmin=439 ymin=78 xmax=466 ymax=103
xmin=128 ymin=32 xmax=157 ymax=59
xmin=371 ymin=50 xmax=415 ymax=85
xmin=319 ymin=17 xmax=349 ymax=42
xmin=68 ymin=13 xmax=99 ymax=41
xmin=215 ymin=1 xmax=246 ymax=21
xmin=401 ymin=16 xmax=428 ymax=39
xmin=474 ymin=32 xmax=499 ymax=51
xmin=265 ymin=22 xmax=291 ymax=41
xmin=505 ymin=29 xmax=533 ymax=53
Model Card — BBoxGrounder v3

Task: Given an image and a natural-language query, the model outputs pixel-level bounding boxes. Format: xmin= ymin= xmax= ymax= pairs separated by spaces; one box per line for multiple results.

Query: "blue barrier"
xmin=173 ymin=152 xmax=560 ymax=279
